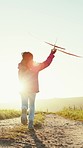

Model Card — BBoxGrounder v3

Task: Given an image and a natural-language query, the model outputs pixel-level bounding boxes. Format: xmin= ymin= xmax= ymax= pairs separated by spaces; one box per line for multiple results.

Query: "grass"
xmin=34 ymin=112 xmax=45 ymax=127
xmin=0 ymin=106 xmax=83 ymax=122
xmin=56 ymin=106 xmax=83 ymax=122
xmin=0 ymin=110 xmax=45 ymax=126
xmin=0 ymin=109 xmax=21 ymax=120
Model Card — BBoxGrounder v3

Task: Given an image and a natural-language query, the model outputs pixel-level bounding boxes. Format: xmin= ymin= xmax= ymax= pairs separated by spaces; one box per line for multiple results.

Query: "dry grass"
xmin=56 ymin=106 xmax=83 ymax=121
xmin=0 ymin=109 xmax=21 ymax=120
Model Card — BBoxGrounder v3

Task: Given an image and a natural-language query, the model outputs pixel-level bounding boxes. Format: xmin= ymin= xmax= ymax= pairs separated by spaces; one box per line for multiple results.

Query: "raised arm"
xmin=32 ymin=49 xmax=57 ymax=72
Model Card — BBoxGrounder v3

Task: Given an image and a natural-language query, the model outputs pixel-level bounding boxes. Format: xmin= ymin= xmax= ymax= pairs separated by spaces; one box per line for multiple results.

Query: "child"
xmin=18 ymin=48 xmax=57 ymax=129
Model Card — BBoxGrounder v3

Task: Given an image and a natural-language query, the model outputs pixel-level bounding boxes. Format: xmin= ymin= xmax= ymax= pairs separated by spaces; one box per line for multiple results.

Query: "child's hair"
xmin=21 ymin=52 xmax=33 ymax=61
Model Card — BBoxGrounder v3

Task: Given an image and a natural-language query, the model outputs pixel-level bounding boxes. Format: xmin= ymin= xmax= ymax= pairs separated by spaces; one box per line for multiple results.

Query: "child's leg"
xmin=28 ymin=93 xmax=36 ymax=128
xmin=21 ymin=93 xmax=28 ymax=125
xmin=21 ymin=93 xmax=28 ymax=110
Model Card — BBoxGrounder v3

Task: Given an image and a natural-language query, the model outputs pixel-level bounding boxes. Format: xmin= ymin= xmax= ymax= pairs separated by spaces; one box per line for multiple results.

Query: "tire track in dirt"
xmin=0 ymin=114 xmax=83 ymax=148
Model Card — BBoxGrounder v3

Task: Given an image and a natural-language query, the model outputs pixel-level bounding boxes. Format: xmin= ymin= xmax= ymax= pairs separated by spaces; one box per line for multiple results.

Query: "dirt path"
xmin=0 ymin=114 xmax=83 ymax=148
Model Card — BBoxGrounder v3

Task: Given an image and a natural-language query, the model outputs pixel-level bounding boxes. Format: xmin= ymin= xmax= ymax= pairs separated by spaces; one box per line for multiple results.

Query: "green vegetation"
xmin=56 ymin=107 xmax=83 ymax=122
xmin=0 ymin=109 xmax=21 ymax=120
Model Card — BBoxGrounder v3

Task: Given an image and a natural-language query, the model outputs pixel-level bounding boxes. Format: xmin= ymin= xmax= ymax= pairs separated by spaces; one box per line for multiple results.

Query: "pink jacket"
xmin=18 ymin=53 xmax=55 ymax=93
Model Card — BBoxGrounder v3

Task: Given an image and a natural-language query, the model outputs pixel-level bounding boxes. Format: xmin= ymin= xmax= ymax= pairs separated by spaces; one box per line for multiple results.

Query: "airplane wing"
xmin=45 ymin=41 xmax=82 ymax=58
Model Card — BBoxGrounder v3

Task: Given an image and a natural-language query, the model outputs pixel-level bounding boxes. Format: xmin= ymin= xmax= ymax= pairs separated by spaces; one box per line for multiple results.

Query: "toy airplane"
xmin=45 ymin=41 xmax=82 ymax=58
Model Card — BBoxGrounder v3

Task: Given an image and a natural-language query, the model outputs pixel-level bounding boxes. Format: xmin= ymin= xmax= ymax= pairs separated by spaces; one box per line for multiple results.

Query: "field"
xmin=35 ymin=97 xmax=83 ymax=112
xmin=0 ymin=97 xmax=83 ymax=124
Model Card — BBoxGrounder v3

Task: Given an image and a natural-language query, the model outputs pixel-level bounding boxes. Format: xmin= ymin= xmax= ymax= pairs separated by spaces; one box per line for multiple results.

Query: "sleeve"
xmin=32 ymin=53 xmax=55 ymax=72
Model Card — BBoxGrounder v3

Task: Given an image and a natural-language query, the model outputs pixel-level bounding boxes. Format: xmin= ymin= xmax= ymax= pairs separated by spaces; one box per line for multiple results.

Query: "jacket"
xmin=18 ymin=53 xmax=55 ymax=93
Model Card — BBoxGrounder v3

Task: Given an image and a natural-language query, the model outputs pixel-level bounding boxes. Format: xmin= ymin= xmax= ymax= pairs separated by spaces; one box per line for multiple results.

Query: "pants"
xmin=21 ymin=92 xmax=36 ymax=121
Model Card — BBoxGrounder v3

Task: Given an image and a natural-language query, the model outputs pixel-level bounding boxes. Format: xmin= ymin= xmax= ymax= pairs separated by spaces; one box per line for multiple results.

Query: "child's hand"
xmin=51 ymin=48 xmax=57 ymax=54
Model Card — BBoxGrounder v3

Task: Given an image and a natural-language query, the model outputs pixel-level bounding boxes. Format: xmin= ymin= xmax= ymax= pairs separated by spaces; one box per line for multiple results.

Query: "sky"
xmin=0 ymin=0 xmax=83 ymax=106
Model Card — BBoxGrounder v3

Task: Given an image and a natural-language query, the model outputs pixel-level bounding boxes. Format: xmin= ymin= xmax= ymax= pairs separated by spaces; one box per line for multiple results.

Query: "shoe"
xmin=28 ymin=120 xmax=34 ymax=130
xmin=21 ymin=109 xmax=27 ymax=125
